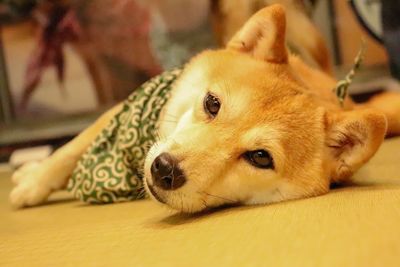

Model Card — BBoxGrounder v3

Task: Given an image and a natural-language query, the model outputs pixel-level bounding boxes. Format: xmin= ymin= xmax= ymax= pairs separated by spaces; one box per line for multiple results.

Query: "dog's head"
xmin=144 ymin=4 xmax=387 ymax=212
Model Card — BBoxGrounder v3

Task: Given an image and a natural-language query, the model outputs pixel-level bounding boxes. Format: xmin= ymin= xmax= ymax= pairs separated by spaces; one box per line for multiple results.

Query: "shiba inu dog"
xmin=10 ymin=4 xmax=400 ymax=213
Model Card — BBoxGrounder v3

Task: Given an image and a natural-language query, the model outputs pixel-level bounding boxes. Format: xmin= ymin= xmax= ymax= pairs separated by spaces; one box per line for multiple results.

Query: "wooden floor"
xmin=1 ymin=138 xmax=400 ymax=267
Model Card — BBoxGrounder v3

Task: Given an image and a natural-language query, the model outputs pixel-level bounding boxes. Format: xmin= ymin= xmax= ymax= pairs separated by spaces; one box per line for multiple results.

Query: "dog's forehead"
xmin=191 ymin=50 xmax=302 ymax=98
xmin=190 ymin=50 xmax=314 ymax=109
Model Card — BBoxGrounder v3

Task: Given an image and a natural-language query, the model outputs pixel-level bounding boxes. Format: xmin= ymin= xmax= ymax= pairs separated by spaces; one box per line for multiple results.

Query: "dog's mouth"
xmin=147 ymin=184 xmax=166 ymax=204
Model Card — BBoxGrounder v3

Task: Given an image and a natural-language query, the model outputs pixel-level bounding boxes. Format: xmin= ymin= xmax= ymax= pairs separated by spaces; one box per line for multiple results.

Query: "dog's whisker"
xmin=154 ymin=132 xmax=162 ymax=142
xmin=200 ymin=197 xmax=209 ymax=210
xmin=163 ymin=113 xmax=179 ymax=120
xmin=180 ymin=192 xmax=184 ymax=213
xmin=198 ymin=190 xmax=236 ymax=203
xmin=158 ymin=119 xmax=178 ymax=124
xmin=275 ymin=188 xmax=284 ymax=200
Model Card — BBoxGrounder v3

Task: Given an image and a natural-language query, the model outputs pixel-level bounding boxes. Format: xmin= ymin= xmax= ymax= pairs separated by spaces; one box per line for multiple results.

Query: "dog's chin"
xmin=144 ymin=180 xmax=208 ymax=213
xmin=146 ymin=184 xmax=166 ymax=204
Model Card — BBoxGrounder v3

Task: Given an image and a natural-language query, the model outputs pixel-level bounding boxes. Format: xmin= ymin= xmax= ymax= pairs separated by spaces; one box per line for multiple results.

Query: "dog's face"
xmin=144 ymin=5 xmax=387 ymax=213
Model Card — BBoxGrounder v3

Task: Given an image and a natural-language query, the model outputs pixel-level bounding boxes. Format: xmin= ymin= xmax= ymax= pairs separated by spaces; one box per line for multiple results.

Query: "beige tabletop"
xmin=1 ymin=138 xmax=400 ymax=267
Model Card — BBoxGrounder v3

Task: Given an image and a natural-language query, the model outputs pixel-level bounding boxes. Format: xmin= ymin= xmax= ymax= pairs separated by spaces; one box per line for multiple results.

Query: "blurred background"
xmin=0 ymin=0 xmax=399 ymax=164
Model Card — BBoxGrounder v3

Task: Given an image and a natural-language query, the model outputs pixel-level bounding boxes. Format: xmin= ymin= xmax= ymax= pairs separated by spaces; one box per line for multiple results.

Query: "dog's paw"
xmin=10 ymin=181 xmax=51 ymax=209
xmin=10 ymin=162 xmax=51 ymax=209
xmin=11 ymin=161 xmax=41 ymax=184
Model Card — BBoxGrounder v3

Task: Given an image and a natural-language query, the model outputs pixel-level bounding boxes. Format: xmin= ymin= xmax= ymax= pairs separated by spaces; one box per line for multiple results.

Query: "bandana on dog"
xmin=333 ymin=42 xmax=366 ymax=106
xmin=67 ymin=69 xmax=182 ymax=204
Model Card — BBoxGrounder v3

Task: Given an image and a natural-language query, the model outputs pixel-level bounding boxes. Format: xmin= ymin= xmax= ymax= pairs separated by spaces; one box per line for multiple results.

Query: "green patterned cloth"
xmin=67 ymin=69 xmax=182 ymax=204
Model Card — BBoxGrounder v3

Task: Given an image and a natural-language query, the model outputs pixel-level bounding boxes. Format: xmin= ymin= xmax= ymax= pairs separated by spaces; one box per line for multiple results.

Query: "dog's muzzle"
xmin=150 ymin=153 xmax=186 ymax=190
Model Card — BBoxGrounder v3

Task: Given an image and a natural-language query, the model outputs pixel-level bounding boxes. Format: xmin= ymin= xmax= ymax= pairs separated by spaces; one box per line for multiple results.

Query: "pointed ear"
xmin=325 ymin=109 xmax=387 ymax=182
xmin=227 ymin=4 xmax=288 ymax=64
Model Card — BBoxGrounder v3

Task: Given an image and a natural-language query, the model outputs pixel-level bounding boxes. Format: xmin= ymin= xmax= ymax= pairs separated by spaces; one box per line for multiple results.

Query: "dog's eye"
xmin=243 ymin=150 xmax=274 ymax=169
xmin=204 ymin=93 xmax=220 ymax=117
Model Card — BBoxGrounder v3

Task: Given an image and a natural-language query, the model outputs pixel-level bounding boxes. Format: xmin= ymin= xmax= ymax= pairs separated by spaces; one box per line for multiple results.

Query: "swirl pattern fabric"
xmin=67 ymin=69 xmax=182 ymax=204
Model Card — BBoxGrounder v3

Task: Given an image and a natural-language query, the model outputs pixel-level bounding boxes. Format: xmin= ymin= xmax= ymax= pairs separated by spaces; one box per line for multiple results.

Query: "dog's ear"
xmin=325 ymin=109 xmax=387 ymax=182
xmin=227 ymin=4 xmax=288 ymax=64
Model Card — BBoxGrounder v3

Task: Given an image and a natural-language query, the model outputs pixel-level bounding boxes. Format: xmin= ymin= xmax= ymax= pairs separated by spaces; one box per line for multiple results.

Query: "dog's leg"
xmin=358 ymin=91 xmax=400 ymax=136
xmin=10 ymin=104 xmax=122 ymax=208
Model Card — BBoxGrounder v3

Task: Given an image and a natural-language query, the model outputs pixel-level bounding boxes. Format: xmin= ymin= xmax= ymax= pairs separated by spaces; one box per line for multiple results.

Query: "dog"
xmin=10 ymin=4 xmax=400 ymax=213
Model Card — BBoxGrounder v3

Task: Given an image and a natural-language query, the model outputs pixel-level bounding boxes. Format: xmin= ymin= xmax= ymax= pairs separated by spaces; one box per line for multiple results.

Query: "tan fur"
xmin=10 ymin=5 xmax=400 ymax=213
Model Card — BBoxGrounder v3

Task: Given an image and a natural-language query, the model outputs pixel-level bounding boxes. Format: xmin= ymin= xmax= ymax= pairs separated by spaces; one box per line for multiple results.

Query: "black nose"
xmin=151 ymin=153 xmax=186 ymax=190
